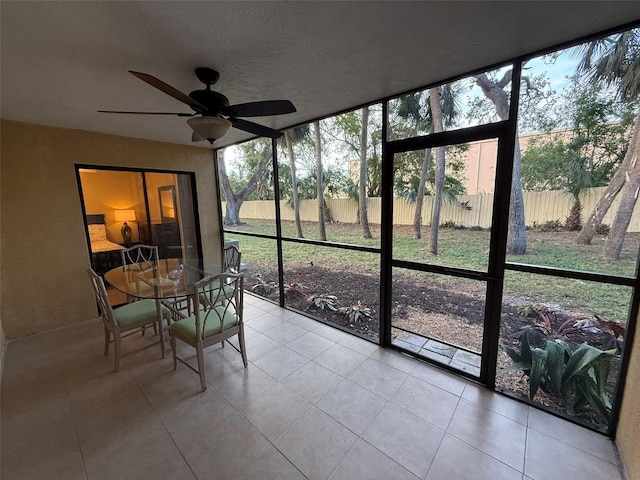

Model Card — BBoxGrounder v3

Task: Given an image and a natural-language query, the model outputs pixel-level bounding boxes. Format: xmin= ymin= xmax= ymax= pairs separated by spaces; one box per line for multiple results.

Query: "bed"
xmin=87 ymin=214 xmax=125 ymax=275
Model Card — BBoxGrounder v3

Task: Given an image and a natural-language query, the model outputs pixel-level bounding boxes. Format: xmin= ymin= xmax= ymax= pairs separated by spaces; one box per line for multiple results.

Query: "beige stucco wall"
xmin=617 ymin=317 xmax=640 ymax=480
xmin=0 ymin=120 xmax=222 ymax=339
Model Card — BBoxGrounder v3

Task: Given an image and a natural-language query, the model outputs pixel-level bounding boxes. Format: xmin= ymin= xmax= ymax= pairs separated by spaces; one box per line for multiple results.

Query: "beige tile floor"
xmin=1 ymin=295 xmax=624 ymax=480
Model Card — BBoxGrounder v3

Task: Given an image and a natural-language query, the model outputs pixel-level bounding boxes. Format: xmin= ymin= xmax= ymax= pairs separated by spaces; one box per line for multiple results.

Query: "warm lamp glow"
xmin=114 ymin=209 xmax=135 ymax=243
xmin=187 ymin=116 xmax=232 ymax=143
xmin=114 ymin=209 xmax=136 ymax=222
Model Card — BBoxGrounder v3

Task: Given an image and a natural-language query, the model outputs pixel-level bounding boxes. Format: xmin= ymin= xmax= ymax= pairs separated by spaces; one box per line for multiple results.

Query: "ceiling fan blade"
xmin=129 ymin=70 xmax=206 ymax=112
xmin=192 ymin=132 xmax=205 ymax=142
xmin=230 ymin=118 xmax=283 ymax=138
xmin=226 ymin=100 xmax=296 ymax=117
xmin=98 ymin=110 xmax=194 ymax=116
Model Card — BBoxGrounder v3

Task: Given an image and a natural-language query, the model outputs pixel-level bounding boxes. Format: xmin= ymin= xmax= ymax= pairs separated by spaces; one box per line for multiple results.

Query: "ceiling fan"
xmin=99 ymin=67 xmax=296 ymax=143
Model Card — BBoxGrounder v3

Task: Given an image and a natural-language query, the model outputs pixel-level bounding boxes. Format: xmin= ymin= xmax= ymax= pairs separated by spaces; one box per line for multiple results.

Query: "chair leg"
xmin=156 ymin=305 xmax=166 ymax=359
xmin=103 ymin=326 xmax=110 ymax=356
xmin=170 ymin=336 xmax=177 ymax=370
xmin=196 ymin=345 xmax=206 ymax=392
xmin=238 ymin=326 xmax=248 ymax=368
xmin=114 ymin=335 xmax=122 ymax=372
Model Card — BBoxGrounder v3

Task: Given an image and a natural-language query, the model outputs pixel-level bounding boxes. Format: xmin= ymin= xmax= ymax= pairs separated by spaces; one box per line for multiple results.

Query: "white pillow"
xmin=88 ymin=224 xmax=108 ymax=242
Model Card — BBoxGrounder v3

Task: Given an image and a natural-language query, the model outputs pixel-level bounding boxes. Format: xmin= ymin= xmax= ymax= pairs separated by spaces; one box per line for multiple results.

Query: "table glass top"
xmin=104 ymin=260 xmax=219 ymax=300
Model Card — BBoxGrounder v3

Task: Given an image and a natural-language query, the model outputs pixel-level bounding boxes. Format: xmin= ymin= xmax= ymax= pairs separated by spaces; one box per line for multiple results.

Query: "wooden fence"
xmin=222 ymin=186 xmax=640 ymax=232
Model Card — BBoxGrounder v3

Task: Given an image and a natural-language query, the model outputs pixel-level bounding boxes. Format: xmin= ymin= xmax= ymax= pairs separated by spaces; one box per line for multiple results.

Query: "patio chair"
xmin=120 ymin=244 xmax=168 ymax=299
xmin=87 ymin=268 xmax=170 ymax=372
xmin=195 ymin=244 xmax=242 ymax=312
xmin=223 ymin=244 xmax=242 ymax=273
xmin=169 ymin=272 xmax=246 ymax=391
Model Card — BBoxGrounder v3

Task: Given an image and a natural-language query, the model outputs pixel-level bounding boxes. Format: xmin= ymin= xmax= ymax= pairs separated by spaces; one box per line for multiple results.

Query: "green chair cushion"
xmin=169 ymin=307 xmax=238 ymax=340
xmin=114 ymin=299 xmax=169 ymax=328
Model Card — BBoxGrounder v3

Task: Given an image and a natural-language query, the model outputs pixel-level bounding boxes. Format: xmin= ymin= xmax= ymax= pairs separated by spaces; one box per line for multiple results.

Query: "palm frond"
xmin=576 ymin=31 xmax=640 ymax=101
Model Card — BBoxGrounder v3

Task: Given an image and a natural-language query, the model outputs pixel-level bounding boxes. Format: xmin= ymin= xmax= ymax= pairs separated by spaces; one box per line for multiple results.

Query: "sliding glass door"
xmin=78 ymin=166 xmax=202 ymax=304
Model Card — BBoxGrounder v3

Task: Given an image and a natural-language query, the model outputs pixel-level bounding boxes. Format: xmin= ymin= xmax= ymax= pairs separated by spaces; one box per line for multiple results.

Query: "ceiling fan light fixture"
xmin=187 ymin=116 xmax=232 ymax=142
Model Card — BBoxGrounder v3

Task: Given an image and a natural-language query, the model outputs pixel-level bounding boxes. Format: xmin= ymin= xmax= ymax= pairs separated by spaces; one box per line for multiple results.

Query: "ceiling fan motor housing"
xmin=189 ymin=89 xmax=229 ymax=115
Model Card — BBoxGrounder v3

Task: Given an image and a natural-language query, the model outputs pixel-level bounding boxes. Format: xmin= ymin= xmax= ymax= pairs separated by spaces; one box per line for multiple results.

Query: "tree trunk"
xmin=577 ymin=111 xmax=639 ymax=245
xmin=223 ymin=197 xmax=242 ymax=226
xmin=360 ymin=107 xmax=372 ymax=239
xmin=314 ymin=121 xmax=327 ymax=241
xmin=414 ymin=146 xmax=433 ymax=239
xmin=323 ymin=198 xmax=333 ymax=223
xmin=285 ymin=131 xmax=304 ymax=238
xmin=428 ymin=87 xmax=445 ymax=255
xmin=507 ymin=142 xmax=527 ymax=254
xmin=475 ymin=72 xmax=527 ymax=254
xmin=603 ymin=116 xmax=640 ymax=259
xmin=604 ymin=170 xmax=640 ymax=259
xmin=216 ymin=144 xmax=272 ymax=226
xmin=565 ymin=199 xmax=583 ymax=231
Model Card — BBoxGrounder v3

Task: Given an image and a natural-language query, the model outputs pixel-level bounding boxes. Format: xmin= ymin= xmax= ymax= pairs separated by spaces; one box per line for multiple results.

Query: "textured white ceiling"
xmin=1 ymin=1 xmax=639 ymax=148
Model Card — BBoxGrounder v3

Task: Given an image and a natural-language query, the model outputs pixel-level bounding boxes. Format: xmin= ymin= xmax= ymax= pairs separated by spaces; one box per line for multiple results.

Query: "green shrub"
xmin=503 ymin=336 xmax=617 ymax=421
xmin=440 ymin=220 xmax=458 ymax=229
xmin=531 ymin=220 xmax=564 ymax=232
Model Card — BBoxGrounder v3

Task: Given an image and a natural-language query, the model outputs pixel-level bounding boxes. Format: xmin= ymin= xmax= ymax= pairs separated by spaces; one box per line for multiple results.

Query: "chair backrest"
xmin=192 ymin=273 xmax=244 ymax=340
xmin=87 ymin=268 xmax=117 ymax=328
xmin=121 ymin=244 xmax=159 ymax=269
xmin=223 ymin=245 xmax=241 ymax=274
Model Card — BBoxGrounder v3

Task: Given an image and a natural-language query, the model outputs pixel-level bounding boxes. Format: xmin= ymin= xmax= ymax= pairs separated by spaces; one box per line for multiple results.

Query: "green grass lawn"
xmin=225 ymin=220 xmax=638 ymax=322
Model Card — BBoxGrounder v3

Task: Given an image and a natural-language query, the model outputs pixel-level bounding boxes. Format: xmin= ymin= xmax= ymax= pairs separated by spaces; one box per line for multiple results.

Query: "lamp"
xmin=187 ymin=116 xmax=232 ymax=143
xmin=114 ymin=209 xmax=136 ymax=243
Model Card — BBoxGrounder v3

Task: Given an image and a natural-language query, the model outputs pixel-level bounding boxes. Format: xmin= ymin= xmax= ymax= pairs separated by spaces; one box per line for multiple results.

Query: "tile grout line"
xmin=132 ymin=359 xmax=200 ymax=480
xmin=522 ymin=407 xmax=530 ymax=477
xmin=54 ymin=327 xmax=91 ymax=480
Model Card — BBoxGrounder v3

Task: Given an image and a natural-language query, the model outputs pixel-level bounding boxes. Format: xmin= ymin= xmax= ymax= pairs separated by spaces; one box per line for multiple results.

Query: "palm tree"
xmin=360 ymin=107 xmax=373 ymax=239
xmin=428 ymin=87 xmax=446 ymax=255
xmin=314 ymin=120 xmax=327 ymax=241
xmin=284 ymin=125 xmax=310 ymax=238
xmin=413 ymin=145 xmax=433 ymax=239
xmin=574 ymin=30 xmax=640 ymax=260
xmin=395 ymin=87 xmax=459 ymax=241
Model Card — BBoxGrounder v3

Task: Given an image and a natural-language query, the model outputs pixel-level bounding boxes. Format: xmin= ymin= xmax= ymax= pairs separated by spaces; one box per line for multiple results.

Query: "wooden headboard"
xmin=86 ymin=214 xmax=105 ymax=225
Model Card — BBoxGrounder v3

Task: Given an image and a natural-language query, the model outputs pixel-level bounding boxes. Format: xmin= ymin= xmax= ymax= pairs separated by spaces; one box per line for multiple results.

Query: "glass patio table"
xmin=104 ymin=260 xmax=221 ymax=322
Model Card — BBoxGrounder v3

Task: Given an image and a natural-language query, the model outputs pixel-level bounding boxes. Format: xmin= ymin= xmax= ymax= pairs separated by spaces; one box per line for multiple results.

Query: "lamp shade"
xmin=187 ymin=116 xmax=232 ymax=143
xmin=114 ymin=209 xmax=136 ymax=222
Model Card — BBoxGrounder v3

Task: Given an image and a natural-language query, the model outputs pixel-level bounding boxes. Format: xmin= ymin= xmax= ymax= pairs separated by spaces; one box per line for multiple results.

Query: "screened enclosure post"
xmin=271 ymin=137 xmax=285 ymax=308
xmin=213 ymin=148 xmax=227 ymax=265
xmin=481 ymin=60 xmax=523 ymax=388
xmin=379 ymin=100 xmax=393 ymax=347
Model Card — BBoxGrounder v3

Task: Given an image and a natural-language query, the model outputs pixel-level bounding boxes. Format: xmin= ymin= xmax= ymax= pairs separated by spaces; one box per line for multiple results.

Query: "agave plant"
xmin=306 ymin=293 xmax=338 ymax=311
xmin=503 ymin=335 xmax=617 ymax=422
